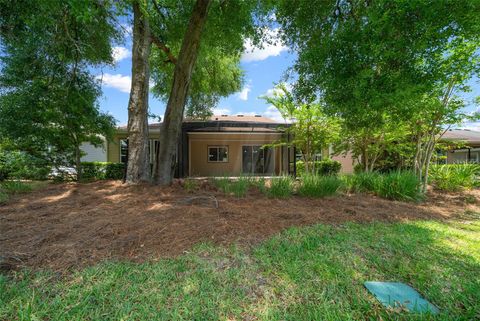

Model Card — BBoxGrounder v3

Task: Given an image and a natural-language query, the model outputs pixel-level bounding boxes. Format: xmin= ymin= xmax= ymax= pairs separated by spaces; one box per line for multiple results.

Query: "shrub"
xmin=80 ymin=162 xmax=125 ymax=181
xmin=296 ymin=159 xmax=341 ymax=176
xmin=429 ymin=163 xmax=480 ymax=191
xmin=299 ymin=174 xmax=343 ymax=197
xmin=105 ymin=163 xmax=125 ymax=180
xmin=375 ymin=171 xmax=423 ymax=201
xmin=212 ymin=176 xmax=249 ymax=197
xmin=81 ymin=162 xmax=104 ymax=180
xmin=317 ymin=159 xmax=342 ymax=176
xmin=267 ymin=176 xmax=294 ymax=198
xmin=212 ymin=176 xmax=230 ymax=193
xmin=0 ymin=150 xmax=49 ymax=181
xmin=347 ymin=172 xmax=382 ymax=193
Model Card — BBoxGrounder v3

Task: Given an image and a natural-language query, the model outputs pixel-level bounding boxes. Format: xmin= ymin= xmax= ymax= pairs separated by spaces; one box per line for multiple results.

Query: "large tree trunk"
xmin=125 ymin=1 xmax=152 ymax=184
xmin=153 ymin=0 xmax=211 ymax=185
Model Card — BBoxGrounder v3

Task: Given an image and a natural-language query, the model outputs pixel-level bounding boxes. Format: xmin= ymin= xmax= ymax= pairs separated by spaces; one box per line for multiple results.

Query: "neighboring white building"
xmin=80 ymin=140 xmax=107 ymax=162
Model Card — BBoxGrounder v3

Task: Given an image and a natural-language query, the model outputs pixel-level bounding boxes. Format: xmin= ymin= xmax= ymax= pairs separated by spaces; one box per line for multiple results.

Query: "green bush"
xmin=105 ymin=163 xmax=125 ymax=180
xmin=267 ymin=176 xmax=294 ymax=198
xmin=347 ymin=172 xmax=382 ymax=193
xmin=429 ymin=163 xmax=480 ymax=191
xmin=375 ymin=171 xmax=423 ymax=201
xmin=296 ymin=159 xmax=341 ymax=176
xmin=299 ymin=174 xmax=343 ymax=197
xmin=212 ymin=176 xmax=250 ymax=197
xmin=81 ymin=162 xmax=104 ymax=180
xmin=345 ymin=171 xmax=422 ymax=201
xmin=80 ymin=162 xmax=125 ymax=181
xmin=0 ymin=150 xmax=49 ymax=181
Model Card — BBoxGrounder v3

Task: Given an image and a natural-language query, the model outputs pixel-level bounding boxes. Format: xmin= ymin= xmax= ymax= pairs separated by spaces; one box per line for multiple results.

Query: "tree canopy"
xmin=0 ymin=0 xmax=119 ymax=177
xmin=274 ymin=0 xmax=480 ymax=184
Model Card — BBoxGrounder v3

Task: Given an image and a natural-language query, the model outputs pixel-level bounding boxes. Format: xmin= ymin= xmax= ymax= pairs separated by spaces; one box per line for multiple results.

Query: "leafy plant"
xmin=80 ymin=162 xmax=125 ymax=181
xmin=375 ymin=171 xmax=423 ymax=201
xmin=346 ymin=172 xmax=382 ymax=193
xmin=267 ymin=176 xmax=294 ymax=198
xmin=299 ymin=174 xmax=343 ymax=197
xmin=213 ymin=176 xmax=249 ymax=198
xmin=429 ymin=163 xmax=480 ymax=191
xmin=296 ymin=159 xmax=342 ymax=176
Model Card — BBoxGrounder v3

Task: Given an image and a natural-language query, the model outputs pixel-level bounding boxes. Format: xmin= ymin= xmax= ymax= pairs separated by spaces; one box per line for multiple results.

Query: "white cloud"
xmin=261 ymin=82 xmax=293 ymax=98
xmin=263 ymin=105 xmax=288 ymax=123
xmin=234 ymin=106 xmax=289 ymax=123
xmin=112 ymin=46 xmax=131 ymax=62
xmin=212 ymin=107 xmax=231 ymax=115
xmin=96 ymin=73 xmax=131 ymax=93
xmin=237 ymin=85 xmax=251 ymax=101
xmin=241 ymin=28 xmax=288 ymax=63
xmin=234 ymin=111 xmax=257 ymax=116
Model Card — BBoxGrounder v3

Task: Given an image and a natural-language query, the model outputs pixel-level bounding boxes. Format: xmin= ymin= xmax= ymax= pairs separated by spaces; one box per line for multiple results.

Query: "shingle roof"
xmin=201 ymin=114 xmax=278 ymax=123
xmin=189 ymin=126 xmax=281 ymax=133
xmin=441 ymin=129 xmax=480 ymax=144
xmin=442 ymin=129 xmax=480 ymax=142
xmin=117 ymin=114 xmax=282 ymax=131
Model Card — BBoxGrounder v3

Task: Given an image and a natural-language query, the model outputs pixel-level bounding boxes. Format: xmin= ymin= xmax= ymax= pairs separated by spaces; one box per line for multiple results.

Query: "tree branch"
xmin=150 ymin=33 xmax=177 ymax=64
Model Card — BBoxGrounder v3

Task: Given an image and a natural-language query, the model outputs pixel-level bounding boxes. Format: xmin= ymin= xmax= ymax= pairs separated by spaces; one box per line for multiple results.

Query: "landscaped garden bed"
xmin=0 ymin=179 xmax=477 ymax=272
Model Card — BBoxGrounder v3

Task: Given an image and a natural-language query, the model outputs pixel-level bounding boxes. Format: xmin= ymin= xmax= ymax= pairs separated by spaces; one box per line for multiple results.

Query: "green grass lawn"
xmin=1 ymin=217 xmax=479 ymax=320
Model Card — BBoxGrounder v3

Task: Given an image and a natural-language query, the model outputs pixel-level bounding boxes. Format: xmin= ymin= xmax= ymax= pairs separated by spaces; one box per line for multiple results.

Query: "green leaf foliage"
xmin=0 ymin=0 xmax=120 ymax=171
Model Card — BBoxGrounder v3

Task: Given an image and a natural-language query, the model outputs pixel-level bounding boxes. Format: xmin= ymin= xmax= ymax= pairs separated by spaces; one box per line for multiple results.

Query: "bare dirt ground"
xmin=1 ymin=180 xmax=478 ymax=272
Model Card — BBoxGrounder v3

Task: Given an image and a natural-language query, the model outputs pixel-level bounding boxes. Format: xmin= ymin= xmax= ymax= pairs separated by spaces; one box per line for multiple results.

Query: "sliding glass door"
xmin=242 ymin=145 xmax=274 ymax=175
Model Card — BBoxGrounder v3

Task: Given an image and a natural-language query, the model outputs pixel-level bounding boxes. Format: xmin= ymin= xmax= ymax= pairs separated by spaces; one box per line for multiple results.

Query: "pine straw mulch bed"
xmin=0 ymin=180 xmax=478 ymax=272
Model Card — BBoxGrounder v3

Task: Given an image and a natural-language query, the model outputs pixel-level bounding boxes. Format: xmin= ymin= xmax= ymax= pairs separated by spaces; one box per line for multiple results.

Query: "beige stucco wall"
xmin=331 ymin=151 xmax=356 ymax=174
xmin=188 ymin=132 xmax=284 ymax=176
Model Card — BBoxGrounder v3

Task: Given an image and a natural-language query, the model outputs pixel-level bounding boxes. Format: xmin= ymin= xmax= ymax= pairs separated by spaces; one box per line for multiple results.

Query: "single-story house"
xmin=440 ymin=129 xmax=480 ymax=163
xmin=80 ymin=114 xmax=357 ymax=177
xmin=82 ymin=115 xmax=297 ymax=177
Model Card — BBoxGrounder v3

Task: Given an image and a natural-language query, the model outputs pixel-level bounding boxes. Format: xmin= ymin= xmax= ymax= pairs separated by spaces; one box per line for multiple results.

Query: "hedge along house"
xmin=103 ymin=115 xmax=296 ymax=177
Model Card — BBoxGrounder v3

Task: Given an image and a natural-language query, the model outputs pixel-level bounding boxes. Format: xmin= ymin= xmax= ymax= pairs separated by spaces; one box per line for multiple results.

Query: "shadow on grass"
xmin=252 ymin=220 xmax=480 ymax=320
xmin=1 ymin=218 xmax=479 ymax=320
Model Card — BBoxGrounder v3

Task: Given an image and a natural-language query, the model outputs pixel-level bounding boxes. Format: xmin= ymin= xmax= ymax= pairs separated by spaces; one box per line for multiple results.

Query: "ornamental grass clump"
xmin=375 ymin=171 xmax=423 ymax=201
xmin=267 ymin=176 xmax=294 ymax=198
xmin=299 ymin=174 xmax=343 ymax=197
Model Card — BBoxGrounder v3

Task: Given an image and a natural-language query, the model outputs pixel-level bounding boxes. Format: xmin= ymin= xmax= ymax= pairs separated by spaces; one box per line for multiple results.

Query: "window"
xmin=120 ymin=139 xmax=128 ymax=163
xmin=208 ymin=146 xmax=228 ymax=162
xmin=149 ymin=139 xmax=160 ymax=164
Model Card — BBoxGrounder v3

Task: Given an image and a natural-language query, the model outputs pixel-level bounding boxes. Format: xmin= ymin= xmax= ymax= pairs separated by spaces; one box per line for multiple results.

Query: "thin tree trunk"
xmin=154 ymin=0 xmax=211 ymax=185
xmin=75 ymin=144 xmax=82 ymax=181
xmin=126 ymin=1 xmax=152 ymax=184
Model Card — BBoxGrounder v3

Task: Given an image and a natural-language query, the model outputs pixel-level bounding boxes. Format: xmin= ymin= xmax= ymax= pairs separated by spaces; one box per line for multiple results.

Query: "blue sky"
xmin=94 ymin=29 xmax=480 ymax=129
xmin=95 ymin=28 xmax=295 ymax=125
